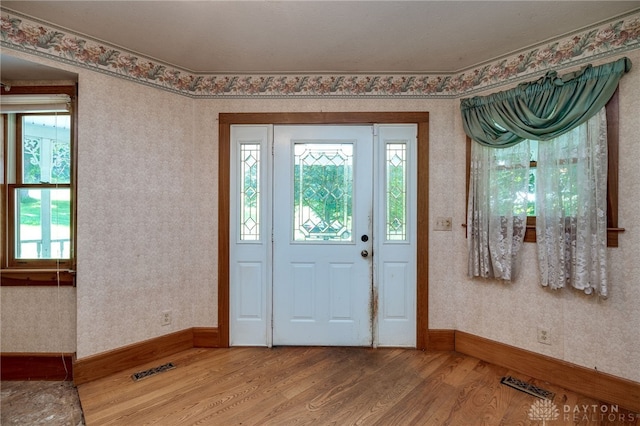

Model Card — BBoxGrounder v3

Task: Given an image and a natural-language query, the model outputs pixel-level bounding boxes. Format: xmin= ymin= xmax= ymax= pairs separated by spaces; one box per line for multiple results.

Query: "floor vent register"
xmin=131 ymin=362 xmax=176 ymax=382
xmin=500 ymin=376 xmax=555 ymax=400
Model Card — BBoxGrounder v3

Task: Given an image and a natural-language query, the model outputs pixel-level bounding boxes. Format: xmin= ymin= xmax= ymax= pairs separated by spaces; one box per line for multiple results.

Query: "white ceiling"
xmin=2 ymin=1 xmax=640 ymax=78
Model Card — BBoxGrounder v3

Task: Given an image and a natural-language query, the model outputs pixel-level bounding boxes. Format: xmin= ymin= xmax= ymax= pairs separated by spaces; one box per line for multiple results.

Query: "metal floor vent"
xmin=131 ymin=362 xmax=175 ymax=382
xmin=500 ymin=376 xmax=555 ymax=400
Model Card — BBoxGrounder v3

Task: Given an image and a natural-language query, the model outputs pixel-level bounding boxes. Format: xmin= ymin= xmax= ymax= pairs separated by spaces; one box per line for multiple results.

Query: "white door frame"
xmin=218 ymin=112 xmax=430 ymax=349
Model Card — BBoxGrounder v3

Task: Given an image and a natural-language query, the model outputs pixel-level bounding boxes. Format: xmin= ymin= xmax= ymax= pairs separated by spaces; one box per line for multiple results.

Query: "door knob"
xmin=361 ymin=250 xmax=369 ymax=258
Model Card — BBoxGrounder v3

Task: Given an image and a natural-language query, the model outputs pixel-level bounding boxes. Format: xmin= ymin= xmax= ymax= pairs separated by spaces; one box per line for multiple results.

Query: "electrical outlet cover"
xmin=537 ymin=327 xmax=551 ymax=345
xmin=161 ymin=310 xmax=172 ymax=326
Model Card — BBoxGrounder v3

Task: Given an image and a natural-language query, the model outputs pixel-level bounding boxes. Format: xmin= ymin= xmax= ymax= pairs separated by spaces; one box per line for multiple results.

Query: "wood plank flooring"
xmin=77 ymin=347 xmax=639 ymax=425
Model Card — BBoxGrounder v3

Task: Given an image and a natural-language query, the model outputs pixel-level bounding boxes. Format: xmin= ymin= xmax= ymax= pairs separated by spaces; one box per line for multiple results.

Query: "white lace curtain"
xmin=467 ymin=140 xmax=530 ymax=281
xmin=466 ymin=108 xmax=608 ymax=296
xmin=536 ymin=108 xmax=608 ymax=296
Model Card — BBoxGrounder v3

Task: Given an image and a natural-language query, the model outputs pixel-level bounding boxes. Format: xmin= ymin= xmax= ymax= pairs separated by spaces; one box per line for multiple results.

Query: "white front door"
xmin=229 ymin=123 xmax=417 ymax=348
xmin=272 ymin=125 xmax=373 ymax=346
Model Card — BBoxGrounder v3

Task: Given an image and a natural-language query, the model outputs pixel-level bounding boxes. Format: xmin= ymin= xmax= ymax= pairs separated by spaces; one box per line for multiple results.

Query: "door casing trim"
xmin=219 ymin=112 xmax=429 ymax=349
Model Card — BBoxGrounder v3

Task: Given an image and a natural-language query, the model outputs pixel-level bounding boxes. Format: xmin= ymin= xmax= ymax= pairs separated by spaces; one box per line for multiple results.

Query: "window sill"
xmin=0 ymin=269 xmax=75 ymax=286
xmin=523 ymin=225 xmax=624 ymax=247
xmin=461 ymin=224 xmax=624 ymax=248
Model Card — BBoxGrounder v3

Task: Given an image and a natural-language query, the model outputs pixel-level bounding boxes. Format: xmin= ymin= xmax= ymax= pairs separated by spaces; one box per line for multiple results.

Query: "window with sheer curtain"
xmin=461 ymin=57 xmax=631 ymax=298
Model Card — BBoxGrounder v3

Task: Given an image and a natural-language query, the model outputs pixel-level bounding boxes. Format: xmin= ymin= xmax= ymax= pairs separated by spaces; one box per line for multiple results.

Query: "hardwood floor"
xmin=77 ymin=347 xmax=639 ymax=425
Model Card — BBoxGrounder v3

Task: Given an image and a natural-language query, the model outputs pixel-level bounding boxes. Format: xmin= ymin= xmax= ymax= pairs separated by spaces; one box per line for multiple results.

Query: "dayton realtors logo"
xmin=528 ymin=399 xmax=559 ymax=425
xmin=528 ymin=400 xmax=639 ymax=424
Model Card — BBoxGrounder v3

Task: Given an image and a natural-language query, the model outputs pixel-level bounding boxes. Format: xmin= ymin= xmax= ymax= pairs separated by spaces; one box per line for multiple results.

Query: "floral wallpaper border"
xmin=1 ymin=8 xmax=639 ymax=98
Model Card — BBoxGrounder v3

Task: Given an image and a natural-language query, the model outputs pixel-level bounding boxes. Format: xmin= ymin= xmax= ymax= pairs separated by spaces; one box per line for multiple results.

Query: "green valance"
xmin=460 ymin=57 xmax=632 ymax=147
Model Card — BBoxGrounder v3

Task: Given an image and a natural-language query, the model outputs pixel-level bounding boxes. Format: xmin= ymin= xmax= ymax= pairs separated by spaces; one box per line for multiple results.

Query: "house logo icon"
xmin=528 ymin=399 xmax=560 ymax=425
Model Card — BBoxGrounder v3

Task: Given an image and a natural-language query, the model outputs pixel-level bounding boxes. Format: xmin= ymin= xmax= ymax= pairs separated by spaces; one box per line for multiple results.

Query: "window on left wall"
xmin=1 ymin=86 xmax=76 ymax=285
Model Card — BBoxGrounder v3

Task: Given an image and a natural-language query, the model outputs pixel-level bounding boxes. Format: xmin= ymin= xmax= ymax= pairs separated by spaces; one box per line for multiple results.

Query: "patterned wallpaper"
xmin=1 ymin=8 xmax=639 ymax=98
xmin=2 ymin=7 xmax=639 ymax=382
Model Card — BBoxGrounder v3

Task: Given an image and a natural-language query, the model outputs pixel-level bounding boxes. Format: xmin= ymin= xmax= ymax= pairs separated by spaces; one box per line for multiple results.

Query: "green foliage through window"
xmin=294 ymin=144 xmax=353 ymax=241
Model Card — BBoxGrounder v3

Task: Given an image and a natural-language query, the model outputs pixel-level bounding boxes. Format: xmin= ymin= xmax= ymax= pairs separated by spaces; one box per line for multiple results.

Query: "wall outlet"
xmin=537 ymin=326 xmax=551 ymax=345
xmin=161 ymin=310 xmax=172 ymax=326
xmin=434 ymin=216 xmax=452 ymax=231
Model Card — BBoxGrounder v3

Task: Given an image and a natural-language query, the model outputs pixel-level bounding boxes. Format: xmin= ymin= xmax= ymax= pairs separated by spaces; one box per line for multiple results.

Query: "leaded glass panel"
xmin=293 ymin=143 xmax=353 ymax=242
xmin=240 ymin=143 xmax=260 ymax=240
xmin=386 ymin=143 xmax=407 ymax=240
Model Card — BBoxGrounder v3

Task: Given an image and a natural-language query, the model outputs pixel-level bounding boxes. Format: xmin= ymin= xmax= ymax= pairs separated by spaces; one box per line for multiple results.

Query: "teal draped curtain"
xmin=460 ymin=57 xmax=631 ymax=147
